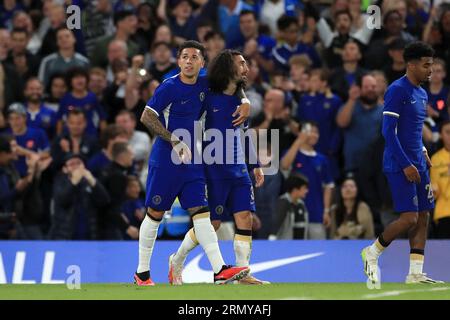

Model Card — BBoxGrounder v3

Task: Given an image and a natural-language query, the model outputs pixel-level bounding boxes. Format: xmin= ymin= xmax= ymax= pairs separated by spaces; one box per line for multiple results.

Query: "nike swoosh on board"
xmin=182 ymin=252 xmax=324 ymax=283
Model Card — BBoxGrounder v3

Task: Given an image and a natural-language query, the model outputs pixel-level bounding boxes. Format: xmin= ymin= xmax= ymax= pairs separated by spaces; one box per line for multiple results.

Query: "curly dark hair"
xmin=207 ymin=49 xmax=243 ymax=93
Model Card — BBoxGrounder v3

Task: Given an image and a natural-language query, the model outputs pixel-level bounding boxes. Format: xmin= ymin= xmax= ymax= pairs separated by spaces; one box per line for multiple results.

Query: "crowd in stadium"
xmin=0 ymin=0 xmax=449 ymax=241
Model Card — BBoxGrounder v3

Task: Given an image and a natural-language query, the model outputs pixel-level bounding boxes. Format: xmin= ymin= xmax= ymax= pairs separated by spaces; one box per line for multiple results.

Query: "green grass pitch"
xmin=1 ymin=283 xmax=450 ymax=300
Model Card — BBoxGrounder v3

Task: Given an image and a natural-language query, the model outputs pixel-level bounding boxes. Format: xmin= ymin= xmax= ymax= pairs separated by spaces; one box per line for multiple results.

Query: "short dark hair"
xmin=151 ymin=41 xmax=172 ymax=52
xmin=114 ymin=10 xmax=136 ymax=26
xmin=66 ymin=66 xmax=89 ymax=90
xmin=116 ymin=109 xmax=136 ymax=122
xmin=67 ymin=108 xmax=87 ymax=120
xmin=277 ymin=15 xmax=298 ymax=31
xmin=240 ymin=9 xmax=256 ymax=20
xmin=334 ymin=9 xmax=352 ymax=21
xmin=177 ymin=40 xmax=206 ymax=58
xmin=207 ymin=49 xmax=242 ymax=93
xmin=403 ymin=41 xmax=435 ymax=62
xmin=0 ymin=135 xmax=12 ymax=153
xmin=285 ymin=174 xmax=309 ymax=192
xmin=55 ymin=26 xmax=74 ymax=37
xmin=204 ymin=30 xmax=224 ymax=43
xmin=112 ymin=142 xmax=130 ymax=161
xmin=100 ymin=124 xmax=127 ymax=148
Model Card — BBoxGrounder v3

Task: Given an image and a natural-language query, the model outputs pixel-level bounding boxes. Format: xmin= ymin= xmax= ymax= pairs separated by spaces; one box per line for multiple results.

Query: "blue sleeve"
xmin=145 ymin=83 xmax=171 ymax=116
xmin=382 ymin=86 xmax=411 ymax=169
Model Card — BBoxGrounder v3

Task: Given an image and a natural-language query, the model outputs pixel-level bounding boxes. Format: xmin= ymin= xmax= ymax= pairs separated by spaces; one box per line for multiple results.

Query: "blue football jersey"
xmin=145 ymin=74 xmax=208 ymax=177
xmin=383 ymin=75 xmax=428 ymax=173
xmin=203 ymin=92 xmax=248 ymax=180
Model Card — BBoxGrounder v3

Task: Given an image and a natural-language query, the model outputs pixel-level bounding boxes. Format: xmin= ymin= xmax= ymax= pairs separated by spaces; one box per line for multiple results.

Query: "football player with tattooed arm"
xmin=135 ymin=41 xmax=252 ymax=285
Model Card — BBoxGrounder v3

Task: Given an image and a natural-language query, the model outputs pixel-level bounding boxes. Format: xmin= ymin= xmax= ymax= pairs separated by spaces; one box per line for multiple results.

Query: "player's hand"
xmin=423 ymin=150 xmax=432 ymax=168
xmin=232 ymin=102 xmax=250 ymax=126
xmin=126 ymin=225 xmax=140 ymax=239
xmin=172 ymin=140 xmax=192 ymax=164
xmin=254 ymin=168 xmax=264 ymax=187
xmin=403 ymin=165 xmax=421 ymax=183
xmin=322 ymin=211 xmax=331 ymax=228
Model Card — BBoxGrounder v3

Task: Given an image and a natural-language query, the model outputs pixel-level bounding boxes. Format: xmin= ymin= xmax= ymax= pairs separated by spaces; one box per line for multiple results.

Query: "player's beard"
xmin=236 ymin=78 xmax=247 ymax=90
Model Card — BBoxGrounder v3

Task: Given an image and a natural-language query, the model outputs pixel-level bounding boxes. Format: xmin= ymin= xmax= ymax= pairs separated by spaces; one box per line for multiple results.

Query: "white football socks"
xmin=409 ymin=254 xmax=424 ymax=275
xmin=192 ymin=214 xmax=225 ymax=273
xmin=234 ymin=233 xmax=252 ymax=267
xmin=172 ymin=228 xmax=198 ymax=266
xmin=137 ymin=215 xmax=161 ymax=273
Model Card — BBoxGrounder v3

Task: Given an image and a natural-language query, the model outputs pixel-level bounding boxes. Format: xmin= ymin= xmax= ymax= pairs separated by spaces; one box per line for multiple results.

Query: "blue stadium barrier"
xmin=0 ymin=240 xmax=449 ymax=284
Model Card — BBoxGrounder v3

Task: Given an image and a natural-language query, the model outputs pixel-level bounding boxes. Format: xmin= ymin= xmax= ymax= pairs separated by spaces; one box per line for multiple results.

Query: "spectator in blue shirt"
xmin=336 ymin=74 xmax=383 ymax=175
xmin=236 ymin=10 xmax=276 ymax=77
xmin=425 ymin=58 xmax=449 ymax=124
xmin=281 ymin=121 xmax=334 ymax=239
xmin=272 ymin=14 xmax=321 ymax=73
xmin=296 ymin=68 xmax=342 ymax=179
xmin=167 ymin=0 xmax=201 ymax=46
xmin=6 ymin=103 xmax=51 ymax=178
xmin=24 ymin=78 xmax=58 ymax=140
xmin=57 ymin=67 xmax=107 ymax=137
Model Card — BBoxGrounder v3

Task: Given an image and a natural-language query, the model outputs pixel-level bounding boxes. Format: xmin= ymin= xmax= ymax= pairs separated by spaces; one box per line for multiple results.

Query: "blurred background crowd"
xmin=0 ymin=0 xmax=449 ymax=241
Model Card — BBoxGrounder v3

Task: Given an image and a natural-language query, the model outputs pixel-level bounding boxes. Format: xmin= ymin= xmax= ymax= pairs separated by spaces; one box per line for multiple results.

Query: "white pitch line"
xmin=363 ymin=286 xmax=450 ymax=299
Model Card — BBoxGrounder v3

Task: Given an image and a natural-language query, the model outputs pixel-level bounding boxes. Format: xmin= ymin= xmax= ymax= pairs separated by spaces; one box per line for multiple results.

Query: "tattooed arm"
xmin=140 ymin=108 xmax=191 ymax=162
xmin=140 ymin=108 xmax=174 ymax=144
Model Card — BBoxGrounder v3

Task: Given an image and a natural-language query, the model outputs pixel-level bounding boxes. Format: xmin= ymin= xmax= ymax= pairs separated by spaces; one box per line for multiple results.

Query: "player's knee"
xmin=147 ymin=208 xmax=164 ymax=221
xmin=188 ymin=206 xmax=209 ymax=217
xmin=211 ymin=220 xmax=221 ymax=231
xmin=418 ymin=211 xmax=430 ymax=226
xmin=402 ymin=213 xmax=419 ymax=228
xmin=234 ymin=211 xmax=252 ymax=229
